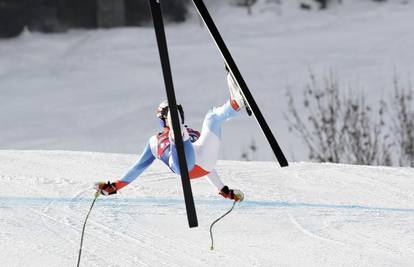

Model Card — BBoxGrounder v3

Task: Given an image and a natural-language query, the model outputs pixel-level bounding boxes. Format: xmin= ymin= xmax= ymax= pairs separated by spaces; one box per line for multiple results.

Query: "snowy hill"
xmin=1 ymin=150 xmax=414 ymax=266
xmin=0 ymin=1 xmax=413 ymax=161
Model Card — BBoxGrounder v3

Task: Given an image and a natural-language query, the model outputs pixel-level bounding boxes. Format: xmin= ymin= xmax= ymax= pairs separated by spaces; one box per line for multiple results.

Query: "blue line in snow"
xmin=0 ymin=196 xmax=413 ymax=213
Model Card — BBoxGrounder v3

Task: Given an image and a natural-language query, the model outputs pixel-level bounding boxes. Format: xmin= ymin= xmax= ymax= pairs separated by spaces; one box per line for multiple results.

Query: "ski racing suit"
xmin=115 ymin=100 xmax=240 ymax=191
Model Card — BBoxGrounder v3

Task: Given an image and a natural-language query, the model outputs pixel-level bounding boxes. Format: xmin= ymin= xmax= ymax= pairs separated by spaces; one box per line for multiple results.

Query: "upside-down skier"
xmin=96 ymin=70 xmax=246 ymax=202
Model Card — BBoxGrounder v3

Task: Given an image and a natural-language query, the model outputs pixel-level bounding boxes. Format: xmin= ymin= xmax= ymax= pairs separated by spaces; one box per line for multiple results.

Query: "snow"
xmin=1 ymin=150 xmax=414 ymax=266
xmin=0 ymin=0 xmax=413 ymax=161
xmin=1 ymin=2 xmax=414 ymax=263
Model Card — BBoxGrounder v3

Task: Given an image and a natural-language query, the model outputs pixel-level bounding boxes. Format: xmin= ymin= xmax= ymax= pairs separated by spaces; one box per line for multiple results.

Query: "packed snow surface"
xmin=0 ymin=1 xmax=413 ymax=161
xmin=1 ymin=150 xmax=414 ymax=266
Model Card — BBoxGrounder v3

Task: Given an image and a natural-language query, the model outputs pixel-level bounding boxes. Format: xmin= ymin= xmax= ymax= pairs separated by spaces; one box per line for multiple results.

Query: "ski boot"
xmin=226 ymin=66 xmax=252 ymax=116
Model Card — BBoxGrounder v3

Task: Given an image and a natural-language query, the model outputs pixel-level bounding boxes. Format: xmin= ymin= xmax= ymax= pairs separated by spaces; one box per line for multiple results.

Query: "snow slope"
xmin=0 ymin=1 xmax=413 ymax=161
xmin=1 ymin=150 xmax=414 ymax=266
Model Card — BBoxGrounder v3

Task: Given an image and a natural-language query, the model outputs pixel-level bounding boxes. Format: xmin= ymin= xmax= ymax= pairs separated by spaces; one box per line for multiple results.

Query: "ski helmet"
xmin=157 ymin=100 xmax=184 ymax=127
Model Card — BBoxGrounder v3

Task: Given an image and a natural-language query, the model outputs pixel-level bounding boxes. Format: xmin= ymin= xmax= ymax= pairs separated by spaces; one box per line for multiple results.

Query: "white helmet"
xmin=156 ymin=100 xmax=184 ymax=126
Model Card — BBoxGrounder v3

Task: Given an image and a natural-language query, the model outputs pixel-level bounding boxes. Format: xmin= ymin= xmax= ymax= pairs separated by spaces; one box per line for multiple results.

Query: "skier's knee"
xmin=205 ymin=109 xmax=218 ymax=122
xmin=204 ymin=111 xmax=222 ymax=137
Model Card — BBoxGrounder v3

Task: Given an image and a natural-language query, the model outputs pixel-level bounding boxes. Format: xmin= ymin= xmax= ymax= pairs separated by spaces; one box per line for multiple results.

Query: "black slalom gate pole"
xmin=192 ymin=0 xmax=289 ymax=167
xmin=148 ymin=0 xmax=198 ymax=228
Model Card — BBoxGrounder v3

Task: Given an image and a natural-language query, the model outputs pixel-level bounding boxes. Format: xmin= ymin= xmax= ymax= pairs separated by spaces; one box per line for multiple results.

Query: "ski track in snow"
xmin=278 ymin=168 xmax=414 ymax=266
xmin=1 ymin=150 xmax=414 ymax=266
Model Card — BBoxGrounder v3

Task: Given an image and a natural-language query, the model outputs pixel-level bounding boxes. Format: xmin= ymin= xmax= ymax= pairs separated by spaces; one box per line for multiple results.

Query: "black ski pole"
xmin=148 ymin=0 xmax=198 ymax=228
xmin=209 ymin=200 xmax=237 ymax=250
xmin=77 ymin=190 xmax=100 ymax=267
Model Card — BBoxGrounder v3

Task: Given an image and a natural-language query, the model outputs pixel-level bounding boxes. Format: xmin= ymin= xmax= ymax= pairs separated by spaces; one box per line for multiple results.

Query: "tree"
xmin=59 ymin=0 xmax=97 ymax=29
xmin=124 ymin=0 xmax=151 ymax=26
xmin=240 ymin=138 xmax=258 ymax=161
xmin=389 ymin=78 xmax=414 ymax=167
xmin=28 ymin=0 xmax=65 ymax=33
xmin=0 ymin=0 xmax=29 ymax=38
xmin=233 ymin=0 xmax=258 ymax=15
xmin=161 ymin=0 xmax=190 ymax=22
xmin=97 ymin=0 xmax=125 ymax=28
xmin=286 ymin=71 xmax=392 ymax=165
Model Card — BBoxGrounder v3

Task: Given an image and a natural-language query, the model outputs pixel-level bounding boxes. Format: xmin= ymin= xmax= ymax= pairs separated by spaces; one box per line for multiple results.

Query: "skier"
xmin=96 ymin=71 xmax=245 ymax=202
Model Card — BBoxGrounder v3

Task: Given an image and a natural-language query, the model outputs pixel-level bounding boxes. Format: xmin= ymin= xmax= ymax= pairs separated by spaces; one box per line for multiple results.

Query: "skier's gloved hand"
xmin=95 ymin=181 xmax=117 ymax=196
xmin=219 ymin=186 xmax=244 ymax=202
xmin=232 ymin=189 xmax=244 ymax=202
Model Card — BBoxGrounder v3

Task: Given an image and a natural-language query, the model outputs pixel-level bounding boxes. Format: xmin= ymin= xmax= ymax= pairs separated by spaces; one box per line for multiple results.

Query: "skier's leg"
xmin=203 ymin=100 xmax=239 ymax=139
xmin=173 ymin=73 xmax=243 ymax=177
xmin=193 ymin=100 xmax=240 ymax=172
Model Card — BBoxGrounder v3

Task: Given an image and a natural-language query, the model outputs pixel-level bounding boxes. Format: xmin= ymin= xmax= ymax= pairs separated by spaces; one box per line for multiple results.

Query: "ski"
xmin=149 ymin=0 xmax=198 ymax=228
xmin=192 ymin=0 xmax=289 ymax=167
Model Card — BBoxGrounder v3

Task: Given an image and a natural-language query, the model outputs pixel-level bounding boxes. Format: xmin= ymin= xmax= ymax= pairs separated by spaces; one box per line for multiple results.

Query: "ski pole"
xmin=209 ymin=200 xmax=237 ymax=250
xmin=77 ymin=190 xmax=100 ymax=267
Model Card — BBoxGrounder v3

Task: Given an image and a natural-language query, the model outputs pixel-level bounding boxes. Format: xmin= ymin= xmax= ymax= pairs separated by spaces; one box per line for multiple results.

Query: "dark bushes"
xmin=0 ymin=0 xmax=29 ymax=38
xmin=0 ymin=0 xmax=190 ymax=38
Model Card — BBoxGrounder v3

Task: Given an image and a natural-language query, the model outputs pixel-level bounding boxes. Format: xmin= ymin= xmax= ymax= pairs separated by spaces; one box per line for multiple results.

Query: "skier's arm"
xmin=114 ymin=141 xmax=156 ymax=190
